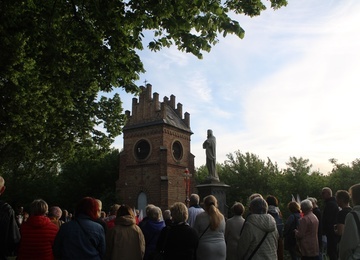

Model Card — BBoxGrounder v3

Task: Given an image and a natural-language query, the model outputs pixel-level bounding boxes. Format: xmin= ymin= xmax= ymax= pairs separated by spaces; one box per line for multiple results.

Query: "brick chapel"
xmin=116 ymin=84 xmax=195 ymax=212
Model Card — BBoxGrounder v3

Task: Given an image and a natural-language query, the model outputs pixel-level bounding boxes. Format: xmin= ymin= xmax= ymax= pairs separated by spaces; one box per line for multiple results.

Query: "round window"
xmin=134 ymin=140 xmax=151 ymax=160
xmin=172 ymin=141 xmax=183 ymax=160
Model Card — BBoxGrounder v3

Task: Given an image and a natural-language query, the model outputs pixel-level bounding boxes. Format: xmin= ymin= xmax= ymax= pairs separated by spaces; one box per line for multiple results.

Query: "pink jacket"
xmin=295 ymin=211 xmax=319 ymax=257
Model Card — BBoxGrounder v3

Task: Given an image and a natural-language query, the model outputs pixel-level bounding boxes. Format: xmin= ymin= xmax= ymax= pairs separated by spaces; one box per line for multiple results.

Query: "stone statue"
xmin=203 ymin=129 xmax=219 ymax=181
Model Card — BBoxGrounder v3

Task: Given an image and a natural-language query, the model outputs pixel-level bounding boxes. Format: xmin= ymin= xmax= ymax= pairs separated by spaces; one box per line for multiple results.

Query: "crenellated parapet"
xmin=124 ymin=83 xmax=191 ymax=131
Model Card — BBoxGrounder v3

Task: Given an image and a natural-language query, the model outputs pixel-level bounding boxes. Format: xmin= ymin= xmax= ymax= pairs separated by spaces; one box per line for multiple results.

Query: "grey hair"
xmin=300 ymin=199 xmax=313 ymax=213
xmin=249 ymin=197 xmax=268 ymax=214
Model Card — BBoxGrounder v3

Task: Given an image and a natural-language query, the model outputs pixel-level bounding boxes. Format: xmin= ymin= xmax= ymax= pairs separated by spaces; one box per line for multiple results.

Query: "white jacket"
xmin=237 ymin=213 xmax=279 ymax=260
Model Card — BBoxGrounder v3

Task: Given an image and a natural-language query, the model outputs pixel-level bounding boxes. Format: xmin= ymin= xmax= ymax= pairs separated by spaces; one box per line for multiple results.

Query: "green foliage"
xmin=0 ymin=0 xmax=288 ymax=174
xmin=197 ymin=151 xmax=359 ymax=217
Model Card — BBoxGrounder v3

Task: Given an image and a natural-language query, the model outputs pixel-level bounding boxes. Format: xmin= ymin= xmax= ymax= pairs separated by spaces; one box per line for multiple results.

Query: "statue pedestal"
xmin=196 ymin=180 xmax=230 ymax=218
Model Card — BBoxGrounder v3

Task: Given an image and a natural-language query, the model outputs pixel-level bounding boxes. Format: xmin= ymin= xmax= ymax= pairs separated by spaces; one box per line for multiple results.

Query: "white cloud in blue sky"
xmin=112 ymin=0 xmax=360 ymax=173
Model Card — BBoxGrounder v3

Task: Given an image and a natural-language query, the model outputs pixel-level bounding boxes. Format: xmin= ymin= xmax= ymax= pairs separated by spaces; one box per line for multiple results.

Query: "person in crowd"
xmin=0 ymin=176 xmax=21 ymax=259
xmin=194 ymin=195 xmax=226 ymax=260
xmin=141 ymin=206 xmax=165 ymax=260
xmin=284 ymin=201 xmax=301 ymax=260
xmin=225 ymin=202 xmax=245 ymax=260
xmin=339 ymin=183 xmax=360 ymax=259
xmin=100 ymin=211 xmax=106 ymax=220
xmin=138 ymin=204 xmax=155 ymax=230
xmin=187 ymin=193 xmax=204 ymax=228
xmin=163 ymin=209 xmax=172 ymax=226
xmin=16 ymin=206 xmax=24 ymax=227
xmin=95 ymin=199 xmax=108 ymax=234
xmin=60 ymin=209 xmax=70 ymax=223
xmin=295 ymin=199 xmax=319 ymax=260
xmin=307 ymin=197 xmax=323 ymax=258
xmin=156 ymin=202 xmax=199 ymax=260
xmin=17 ymin=199 xmax=59 ymax=260
xmin=105 ymin=204 xmax=145 ymax=260
xmin=237 ymin=197 xmax=278 ymax=259
xmin=105 ymin=204 xmax=120 ymax=229
xmin=48 ymin=206 xmax=63 ymax=229
xmin=53 ymin=197 xmax=105 ymax=260
xmin=334 ymin=190 xmax=352 ymax=238
xmin=322 ymin=187 xmax=339 ymax=260
xmin=266 ymin=195 xmax=284 ymax=260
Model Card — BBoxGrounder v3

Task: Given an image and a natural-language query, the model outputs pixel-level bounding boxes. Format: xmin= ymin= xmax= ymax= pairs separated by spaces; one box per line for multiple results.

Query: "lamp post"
xmin=183 ymin=168 xmax=192 ymax=207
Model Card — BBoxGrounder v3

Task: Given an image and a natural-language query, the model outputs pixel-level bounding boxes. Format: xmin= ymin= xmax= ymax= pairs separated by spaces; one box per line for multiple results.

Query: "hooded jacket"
xmin=17 ymin=215 xmax=59 ymax=260
xmin=237 ymin=213 xmax=279 ymax=260
xmin=141 ymin=219 xmax=165 ymax=260
xmin=105 ymin=215 xmax=145 ymax=260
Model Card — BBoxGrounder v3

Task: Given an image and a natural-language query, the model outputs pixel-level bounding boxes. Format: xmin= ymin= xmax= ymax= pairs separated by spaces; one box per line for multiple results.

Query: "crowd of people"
xmin=1 ymin=175 xmax=360 ymax=260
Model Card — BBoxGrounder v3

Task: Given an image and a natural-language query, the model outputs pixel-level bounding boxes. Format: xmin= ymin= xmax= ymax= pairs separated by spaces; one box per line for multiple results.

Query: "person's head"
xmin=287 ymin=201 xmax=301 ymax=214
xmin=203 ymin=195 xmax=223 ymax=230
xmin=349 ymin=183 xmax=360 ymax=206
xmin=48 ymin=206 xmax=62 ymax=220
xmin=163 ymin=209 xmax=171 ymax=221
xmin=266 ymin=195 xmax=279 ymax=207
xmin=300 ymin=199 xmax=313 ymax=214
xmin=170 ymin=202 xmax=188 ymax=223
xmin=322 ymin=187 xmax=332 ymax=200
xmin=0 ymin=176 xmax=5 ymax=195
xmin=248 ymin=193 xmax=263 ymax=204
xmin=148 ymin=206 xmax=162 ymax=222
xmin=96 ymin=199 xmax=102 ymax=218
xmin=109 ymin=204 xmax=120 ymax=216
xmin=189 ymin=194 xmax=200 ymax=206
xmin=30 ymin=199 xmax=48 ymax=216
xmin=75 ymin=197 xmax=100 ymax=220
xmin=249 ymin=197 xmax=268 ymax=214
xmin=307 ymin=197 xmax=318 ymax=208
xmin=145 ymin=204 xmax=155 ymax=217
xmin=117 ymin=204 xmax=135 ymax=218
xmin=62 ymin=209 xmax=68 ymax=218
xmin=231 ymin=202 xmax=245 ymax=216
xmin=204 ymin=195 xmax=218 ymax=211
xmin=335 ymin=190 xmax=350 ymax=208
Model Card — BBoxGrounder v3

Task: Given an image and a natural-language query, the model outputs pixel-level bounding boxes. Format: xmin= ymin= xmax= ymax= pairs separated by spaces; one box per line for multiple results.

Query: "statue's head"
xmin=207 ymin=129 xmax=213 ymax=137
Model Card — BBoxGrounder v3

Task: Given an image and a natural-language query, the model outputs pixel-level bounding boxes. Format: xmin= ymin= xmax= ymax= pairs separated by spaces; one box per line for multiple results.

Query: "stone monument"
xmin=197 ymin=129 xmax=230 ymax=217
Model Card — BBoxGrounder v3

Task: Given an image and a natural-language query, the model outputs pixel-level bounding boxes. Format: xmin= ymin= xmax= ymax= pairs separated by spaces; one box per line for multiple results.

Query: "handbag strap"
xmin=248 ymin=232 xmax=268 ymax=260
xmin=199 ymin=224 xmax=210 ymax=239
xmin=75 ymin=219 xmax=99 ymax=251
xmin=350 ymin=211 xmax=360 ymax=236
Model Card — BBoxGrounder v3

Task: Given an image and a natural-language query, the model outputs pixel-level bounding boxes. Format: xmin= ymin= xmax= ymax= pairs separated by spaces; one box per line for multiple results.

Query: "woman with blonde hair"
xmin=194 ymin=195 xmax=226 ymax=260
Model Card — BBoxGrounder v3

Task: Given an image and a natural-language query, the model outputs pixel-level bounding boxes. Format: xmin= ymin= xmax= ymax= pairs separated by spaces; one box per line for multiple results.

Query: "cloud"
xmin=113 ymin=1 xmax=360 ymax=174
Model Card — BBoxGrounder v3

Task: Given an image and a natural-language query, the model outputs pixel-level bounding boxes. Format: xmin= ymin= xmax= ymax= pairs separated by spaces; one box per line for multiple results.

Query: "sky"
xmin=110 ymin=0 xmax=360 ymax=174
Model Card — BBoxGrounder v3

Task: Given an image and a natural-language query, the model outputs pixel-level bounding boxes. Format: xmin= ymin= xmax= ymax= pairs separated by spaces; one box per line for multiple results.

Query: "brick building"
xmin=116 ymin=84 xmax=195 ymax=213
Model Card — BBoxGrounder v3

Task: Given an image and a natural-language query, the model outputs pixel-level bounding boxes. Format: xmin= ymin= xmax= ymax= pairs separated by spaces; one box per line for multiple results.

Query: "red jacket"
xmin=18 ymin=215 xmax=59 ymax=260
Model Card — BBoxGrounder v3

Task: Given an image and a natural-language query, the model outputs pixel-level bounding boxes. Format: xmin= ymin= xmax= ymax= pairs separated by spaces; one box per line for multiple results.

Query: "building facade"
xmin=116 ymin=84 xmax=195 ymax=212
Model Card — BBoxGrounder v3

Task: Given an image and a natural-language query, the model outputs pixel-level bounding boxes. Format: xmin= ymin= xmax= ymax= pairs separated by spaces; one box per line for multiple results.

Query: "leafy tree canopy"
xmin=0 ymin=0 xmax=287 ymax=171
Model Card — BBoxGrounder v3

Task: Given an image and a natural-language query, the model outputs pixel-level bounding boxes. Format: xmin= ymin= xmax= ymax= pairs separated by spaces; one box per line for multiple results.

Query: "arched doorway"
xmin=137 ymin=192 xmax=148 ymax=219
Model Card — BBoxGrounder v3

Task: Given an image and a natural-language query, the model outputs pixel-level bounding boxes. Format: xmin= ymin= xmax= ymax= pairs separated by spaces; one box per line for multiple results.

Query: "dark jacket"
xmin=322 ymin=197 xmax=339 ymax=236
xmin=284 ymin=212 xmax=300 ymax=250
xmin=0 ymin=201 xmax=20 ymax=260
xmin=141 ymin=219 xmax=165 ymax=260
xmin=53 ymin=214 xmax=105 ymax=260
xmin=156 ymin=222 xmax=199 ymax=260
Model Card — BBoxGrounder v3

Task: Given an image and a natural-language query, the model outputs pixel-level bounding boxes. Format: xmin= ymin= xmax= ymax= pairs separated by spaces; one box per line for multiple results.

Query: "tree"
xmin=0 ymin=0 xmax=288 ymax=172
